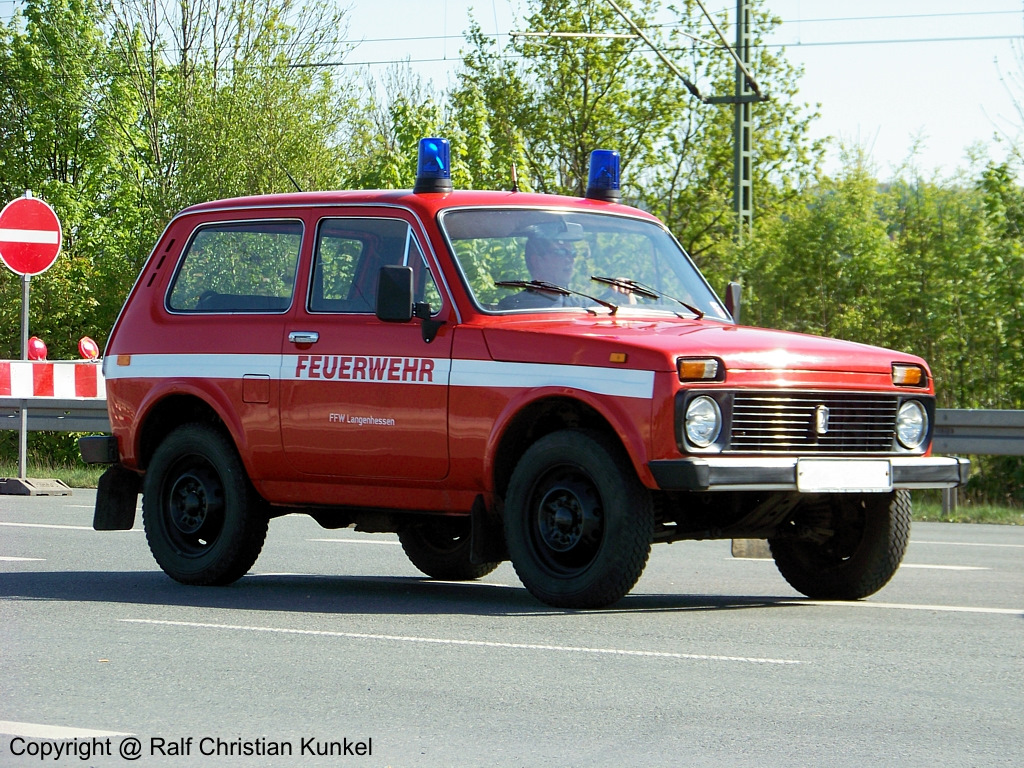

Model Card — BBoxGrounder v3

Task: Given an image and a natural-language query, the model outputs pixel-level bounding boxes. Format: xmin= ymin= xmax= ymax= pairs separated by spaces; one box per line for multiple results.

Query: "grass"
xmin=3 ymin=461 xmax=1020 ymax=525
xmin=0 ymin=460 xmax=105 ymax=490
xmin=911 ymin=500 xmax=1024 ymax=525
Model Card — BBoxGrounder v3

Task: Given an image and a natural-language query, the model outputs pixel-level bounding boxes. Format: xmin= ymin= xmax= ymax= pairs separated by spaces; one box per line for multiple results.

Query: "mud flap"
xmin=470 ymin=495 xmax=507 ymax=564
xmin=731 ymin=539 xmax=772 ymax=559
xmin=93 ymin=465 xmax=142 ymax=531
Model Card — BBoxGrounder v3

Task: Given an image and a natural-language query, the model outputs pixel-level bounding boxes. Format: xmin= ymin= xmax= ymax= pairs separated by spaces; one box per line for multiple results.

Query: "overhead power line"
xmin=773 ymin=34 xmax=1023 ymax=49
xmin=306 ymin=32 xmax=1024 ymax=69
xmin=347 ymin=8 xmax=1024 ymax=50
xmin=776 ymin=10 xmax=1022 ymax=25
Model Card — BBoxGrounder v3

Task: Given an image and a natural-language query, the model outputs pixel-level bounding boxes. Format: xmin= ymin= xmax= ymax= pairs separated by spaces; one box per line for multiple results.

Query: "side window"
xmin=310 ymin=218 xmax=441 ymax=314
xmin=168 ymin=220 xmax=302 ymax=312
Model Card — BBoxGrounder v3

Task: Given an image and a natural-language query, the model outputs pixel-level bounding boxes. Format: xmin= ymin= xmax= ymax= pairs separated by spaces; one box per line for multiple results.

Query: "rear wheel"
xmin=399 ymin=519 xmax=500 ymax=581
xmin=143 ymin=423 xmax=268 ymax=585
xmin=504 ymin=430 xmax=653 ymax=609
xmin=768 ymin=490 xmax=911 ymax=600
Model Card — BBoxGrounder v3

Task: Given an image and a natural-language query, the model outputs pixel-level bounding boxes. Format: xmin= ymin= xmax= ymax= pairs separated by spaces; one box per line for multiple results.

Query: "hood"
xmin=480 ymin=314 xmax=927 ymax=377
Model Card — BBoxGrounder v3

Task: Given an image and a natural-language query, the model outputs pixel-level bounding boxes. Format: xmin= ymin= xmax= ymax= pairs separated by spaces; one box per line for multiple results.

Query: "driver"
xmin=497 ymin=222 xmax=585 ymax=310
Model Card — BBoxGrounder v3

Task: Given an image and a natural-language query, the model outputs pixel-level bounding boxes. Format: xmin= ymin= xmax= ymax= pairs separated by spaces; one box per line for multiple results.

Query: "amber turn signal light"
xmin=678 ymin=357 xmax=721 ymax=382
xmin=892 ymin=364 xmax=926 ymax=387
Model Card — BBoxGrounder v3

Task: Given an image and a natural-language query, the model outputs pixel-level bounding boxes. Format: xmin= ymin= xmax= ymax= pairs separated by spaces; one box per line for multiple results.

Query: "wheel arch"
xmin=488 ymin=394 xmax=646 ymax=502
xmin=136 ymin=390 xmax=243 ymax=473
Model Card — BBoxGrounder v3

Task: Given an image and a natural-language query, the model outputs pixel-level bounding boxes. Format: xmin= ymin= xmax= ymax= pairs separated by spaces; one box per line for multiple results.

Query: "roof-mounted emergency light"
xmin=414 ymin=138 xmax=453 ymax=194
xmin=585 ymin=149 xmax=621 ymax=202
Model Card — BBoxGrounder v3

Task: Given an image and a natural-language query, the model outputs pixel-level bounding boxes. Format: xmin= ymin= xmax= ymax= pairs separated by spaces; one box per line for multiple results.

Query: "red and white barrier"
xmin=0 ymin=360 xmax=105 ymax=399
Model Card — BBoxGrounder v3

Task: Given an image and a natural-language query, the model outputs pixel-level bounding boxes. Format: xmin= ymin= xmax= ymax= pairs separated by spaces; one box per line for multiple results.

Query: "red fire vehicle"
xmin=81 ymin=139 xmax=968 ymax=608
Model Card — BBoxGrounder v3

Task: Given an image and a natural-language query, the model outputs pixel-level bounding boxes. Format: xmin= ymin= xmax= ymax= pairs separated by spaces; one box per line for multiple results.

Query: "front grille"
xmin=728 ymin=392 xmax=899 ymax=453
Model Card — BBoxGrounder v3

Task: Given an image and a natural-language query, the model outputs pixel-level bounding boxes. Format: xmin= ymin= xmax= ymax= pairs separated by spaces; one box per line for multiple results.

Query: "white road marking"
xmin=308 ymin=538 xmax=401 ymax=545
xmin=0 ymin=556 xmax=44 ymax=562
xmin=794 ymin=600 xmax=1023 ymax=616
xmin=431 ymin=580 xmax=513 ymax=588
xmin=911 ymin=540 xmax=1024 ymax=549
xmin=120 ymin=619 xmax=803 ymax=665
xmin=728 ymin=558 xmax=988 ymax=571
xmin=898 ymin=564 xmax=989 ymax=571
xmin=0 ymin=720 xmax=131 ymax=739
xmin=248 ymin=572 xmax=514 ymax=588
xmin=0 ymin=522 xmax=140 ymax=532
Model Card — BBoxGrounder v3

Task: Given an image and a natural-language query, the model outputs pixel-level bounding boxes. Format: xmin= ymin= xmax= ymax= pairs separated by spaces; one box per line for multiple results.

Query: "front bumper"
xmin=648 ymin=456 xmax=970 ymax=492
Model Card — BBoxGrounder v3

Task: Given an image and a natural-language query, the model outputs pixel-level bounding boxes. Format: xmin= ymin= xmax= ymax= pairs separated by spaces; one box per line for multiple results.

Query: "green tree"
xmin=735 ymin=156 xmax=897 ymax=342
xmin=341 ymin=65 xmax=447 ymax=190
xmin=448 ymin=22 xmax=530 ymax=192
xmin=106 ymin=0 xmax=359 ymax=226
xmin=453 ymin=0 xmax=680 ymax=198
xmin=0 ymin=0 xmax=142 ymax=359
xmin=884 ymin=170 xmax=1011 ymax=409
xmin=448 ymin=0 xmax=822 ymax=282
xmin=640 ymin=0 xmax=823 ymax=272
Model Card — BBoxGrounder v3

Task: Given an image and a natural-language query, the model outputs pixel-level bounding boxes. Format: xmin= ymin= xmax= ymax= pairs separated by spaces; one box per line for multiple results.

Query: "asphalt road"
xmin=1 ymin=490 xmax=1021 ymax=767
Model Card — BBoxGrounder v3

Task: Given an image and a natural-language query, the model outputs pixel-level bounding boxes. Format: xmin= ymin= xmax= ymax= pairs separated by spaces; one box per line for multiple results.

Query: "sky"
xmin=340 ymin=0 xmax=1024 ymax=180
xmin=2 ymin=0 xmax=1022 ymax=179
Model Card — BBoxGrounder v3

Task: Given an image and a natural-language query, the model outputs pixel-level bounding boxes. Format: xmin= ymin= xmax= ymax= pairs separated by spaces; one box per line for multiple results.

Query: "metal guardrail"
xmin=0 ymin=397 xmax=111 ymax=433
xmin=932 ymin=409 xmax=1024 ymax=456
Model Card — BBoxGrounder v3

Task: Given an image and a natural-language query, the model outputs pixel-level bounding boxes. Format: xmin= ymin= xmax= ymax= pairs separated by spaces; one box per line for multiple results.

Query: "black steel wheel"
xmin=143 ymin=423 xmax=268 ymax=585
xmin=504 ymin=430 xmax=653 ymax=609
xmin=399 ymin=519 xmax=500 ymax=581
xmin=768 ymin=490 xmax=912 ymax=600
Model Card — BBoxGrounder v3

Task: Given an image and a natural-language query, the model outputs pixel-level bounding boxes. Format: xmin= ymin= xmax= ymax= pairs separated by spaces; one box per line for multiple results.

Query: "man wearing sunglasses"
xmin=496 ymin=223 xmax=586 ymax=310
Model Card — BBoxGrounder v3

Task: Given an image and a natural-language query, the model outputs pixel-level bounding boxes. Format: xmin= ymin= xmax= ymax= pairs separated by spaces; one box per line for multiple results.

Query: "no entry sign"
xmin=0 ymin=195 xmax=63 ymax=276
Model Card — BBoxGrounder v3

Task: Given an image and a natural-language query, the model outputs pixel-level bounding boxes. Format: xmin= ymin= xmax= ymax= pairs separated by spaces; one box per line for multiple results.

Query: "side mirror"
xmin=376 ymin=265 xmax=414 ymax=322
xmin=725 ymin=281 xmax=742 ymax=324
xmin=375 ymin=265 xmax=446 ymax=343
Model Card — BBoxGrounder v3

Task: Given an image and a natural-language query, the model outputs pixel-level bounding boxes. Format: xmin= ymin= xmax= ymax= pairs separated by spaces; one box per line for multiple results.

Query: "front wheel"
xmin=768 ymin=490 xmax=911 ymax=600
xmin=398 ymin=519 xmax=500 ymax=581
xmin=504 ymin=430 xmax=653 ymax=609
xmin=143 ymin=423 xmax=268 ymax=585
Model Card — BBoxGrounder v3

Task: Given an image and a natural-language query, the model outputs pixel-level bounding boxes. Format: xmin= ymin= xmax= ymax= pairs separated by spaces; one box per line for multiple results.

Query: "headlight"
xmin=685 ymin=396 xmax=722 ymax=448
xmin=896 ymin=400 xmax=928 ymax=450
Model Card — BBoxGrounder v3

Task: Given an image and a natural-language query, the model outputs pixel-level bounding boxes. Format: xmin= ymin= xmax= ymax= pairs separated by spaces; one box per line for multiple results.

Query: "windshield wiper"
xmin=494 ymin=280 xmax=620 ymax=314
xmin=494 ymin=279 xmax=571 ymax=296
xmin=590 ymin=276 xmax=705 ymax=319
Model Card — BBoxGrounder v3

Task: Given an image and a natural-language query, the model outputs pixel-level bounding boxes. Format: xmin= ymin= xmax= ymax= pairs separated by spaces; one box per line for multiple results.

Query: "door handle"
xmin=288 ymin=331 xmax=319 ymax=344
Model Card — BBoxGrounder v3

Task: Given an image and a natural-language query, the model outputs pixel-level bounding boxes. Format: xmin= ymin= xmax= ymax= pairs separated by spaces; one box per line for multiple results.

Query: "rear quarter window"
xmin=168 ymin=220 xmax=303 ymax=312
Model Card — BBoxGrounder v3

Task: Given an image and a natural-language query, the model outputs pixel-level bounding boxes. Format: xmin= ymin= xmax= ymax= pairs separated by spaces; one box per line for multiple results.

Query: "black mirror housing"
xmin=376 ymin=265 xmax=414 ymax=322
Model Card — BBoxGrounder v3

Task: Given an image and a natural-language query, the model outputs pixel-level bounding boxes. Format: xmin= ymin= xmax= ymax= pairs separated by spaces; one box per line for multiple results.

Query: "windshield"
xmin=440 ymin=208 xmax=730 ymax=320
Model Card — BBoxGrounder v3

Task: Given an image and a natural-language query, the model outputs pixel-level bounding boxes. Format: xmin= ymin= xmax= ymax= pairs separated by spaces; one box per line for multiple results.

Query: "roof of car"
xmin=178 ymin=189 xmax=660 ymax=222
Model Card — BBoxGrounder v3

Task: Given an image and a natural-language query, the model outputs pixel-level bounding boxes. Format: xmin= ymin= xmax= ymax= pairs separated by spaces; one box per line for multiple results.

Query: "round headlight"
xmin=896 ymin=400 xmax=928 ymax=450
xmin=685 ymin=396 xmax=722 ymax=448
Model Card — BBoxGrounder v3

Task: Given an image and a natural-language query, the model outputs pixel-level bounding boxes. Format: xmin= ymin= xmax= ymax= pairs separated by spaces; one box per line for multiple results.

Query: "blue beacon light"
xmin=585 ymin=149 xmax=621 ymax=202
xmin=413 ymin=138 xmax=453 ymax=194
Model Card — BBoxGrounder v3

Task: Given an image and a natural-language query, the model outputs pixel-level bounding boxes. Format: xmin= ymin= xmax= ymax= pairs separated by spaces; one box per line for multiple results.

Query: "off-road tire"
xmin=399 ymin=519 xmax=500 ymax=581
xmin=504 ymin=429 xmax=654 ymax=609
xmin=143 ymin=423 xmax=268 ymax=585
xmin=769 ymin=490 xmax=912 ymax=600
